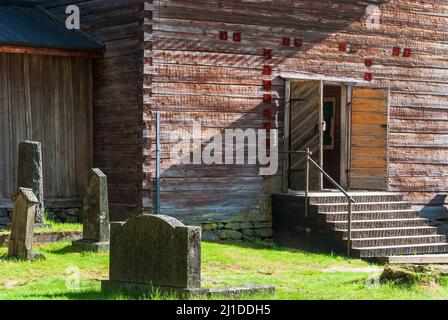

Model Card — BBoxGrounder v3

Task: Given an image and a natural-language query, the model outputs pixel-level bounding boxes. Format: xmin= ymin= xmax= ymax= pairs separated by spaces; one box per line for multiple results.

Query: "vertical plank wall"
xmin=41 ymin=0 xmax=145 ymax=220
xmin=146 ymin=0 xmax=448 ymax=224
xmin=0 ymin=53 xmax=92 ymax=207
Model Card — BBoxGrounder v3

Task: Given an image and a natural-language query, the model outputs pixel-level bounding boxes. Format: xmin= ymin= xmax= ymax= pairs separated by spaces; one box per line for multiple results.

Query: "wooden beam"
xmin=0 ymin=45 xmax=103 ymax=59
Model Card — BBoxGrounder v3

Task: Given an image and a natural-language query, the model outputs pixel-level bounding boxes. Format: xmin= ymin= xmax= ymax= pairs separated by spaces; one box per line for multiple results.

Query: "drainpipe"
xmin=156 ymin=112 xmax=161 ymax=215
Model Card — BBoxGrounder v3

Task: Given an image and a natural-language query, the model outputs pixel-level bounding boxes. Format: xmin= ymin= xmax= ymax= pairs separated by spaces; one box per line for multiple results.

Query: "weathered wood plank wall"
xmin=41 ymin=0 xmax=145 ymax=220
xmin=350 ymin=87 xmax=389 ymax=190
xmin=0 ymin=53 xmax=92 ymax=208
xmin=145 ymin=0 xmax=448 ymax=223
xmin=36 ymin=0 xmax=448 ymax=223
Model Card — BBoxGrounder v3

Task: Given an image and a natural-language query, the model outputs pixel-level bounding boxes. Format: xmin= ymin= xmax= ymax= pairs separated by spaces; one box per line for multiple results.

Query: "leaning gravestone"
xmin=72 ymin=169 xmax=110 ymax=252
xmin=17 ymin=141 xmax=44 ymax=224
xmin=101 ymin=215 xmax=275 ymax=297
xmin=8 ymin=188 xmax=38 ymax=260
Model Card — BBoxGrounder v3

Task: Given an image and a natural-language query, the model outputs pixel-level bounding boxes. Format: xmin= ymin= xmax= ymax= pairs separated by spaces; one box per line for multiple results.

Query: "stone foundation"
xmin=1 ymin=208 xmax=82 ymax=225
xmin=201 ymin=221 xmax=273 ymax=242
xmin=45 ymin=208 xmax=82 ymax=223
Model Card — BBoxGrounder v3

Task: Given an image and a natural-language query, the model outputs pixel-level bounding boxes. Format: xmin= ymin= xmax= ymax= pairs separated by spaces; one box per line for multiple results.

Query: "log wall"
xmin=41 ymin=0 xmax=145 ymax=220
xmin=37 ymin=0 xmax=448 ymax=224
xmin=145 ymin=0 xmax=448 ymax=223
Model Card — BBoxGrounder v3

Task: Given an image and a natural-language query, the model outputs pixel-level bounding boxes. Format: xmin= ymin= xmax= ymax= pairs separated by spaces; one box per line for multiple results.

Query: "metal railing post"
xmin=280 ymin=149 xmax=356 ymax=257
xmin=347 ymin=200 xmax=353 ymax=257
xmin=305 ymin=148 xmax=310 ymax=219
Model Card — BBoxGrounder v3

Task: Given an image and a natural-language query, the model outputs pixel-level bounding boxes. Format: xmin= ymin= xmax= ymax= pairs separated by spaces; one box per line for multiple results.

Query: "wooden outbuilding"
xmin=0 ymin=1 xmax=103 ymax=213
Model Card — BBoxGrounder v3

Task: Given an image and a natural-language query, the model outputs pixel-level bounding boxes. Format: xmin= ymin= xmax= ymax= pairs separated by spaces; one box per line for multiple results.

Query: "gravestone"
xmin=17 ymin=141 xmax=44 ymax=224
xmin=102 ymin=215 xmax=275 ymax=297
xmin=72 ymin=169 xmax=110 ymax=252
xmin=8 ymin=188 xmax=38 ymax=260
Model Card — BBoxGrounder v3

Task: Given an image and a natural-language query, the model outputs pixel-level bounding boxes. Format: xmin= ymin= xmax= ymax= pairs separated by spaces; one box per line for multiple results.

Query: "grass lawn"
xmin=0 ymin=241 xmax=448 ymax=300
xmin=0 ymin=220 xmax=82 ymax=235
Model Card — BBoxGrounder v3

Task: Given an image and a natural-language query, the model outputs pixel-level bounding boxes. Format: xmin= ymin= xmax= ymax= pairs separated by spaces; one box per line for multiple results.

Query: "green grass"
xmin=38 ymin=221 xmax=82 ymax=233
xmin=0 ymin=241 xmax=448 ymax=300
xmin=0 ymin=213 xmax=82 ymax=235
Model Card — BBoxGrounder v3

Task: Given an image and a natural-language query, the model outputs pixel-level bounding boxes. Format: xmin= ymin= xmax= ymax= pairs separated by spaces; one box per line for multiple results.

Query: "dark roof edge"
xmin=0 ymin=1 xmax=38 ymax=7
xmin=36 ymin=5 xmax=104 ymax=51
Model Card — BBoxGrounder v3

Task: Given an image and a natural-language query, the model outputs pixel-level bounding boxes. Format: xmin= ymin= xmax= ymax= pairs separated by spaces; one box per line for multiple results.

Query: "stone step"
xmin=329 ymin=218 xmax=429 ymax=230
xmin=352 ymin=243 xmax=448 ymax=258
xmin=337 ymin=226 xmax=438 ymax=239
xmin=349 ymin=235 xmax=447 ymax=248
xmin=309 ymin=193 xmax=403 ymax=204
xmin=315 ymin=201 xmax=412 ymax=213
xmin=380 ymin=254 xmax=448 ymax=264
xmin=321 ymin=210 xmax=420 ymax=222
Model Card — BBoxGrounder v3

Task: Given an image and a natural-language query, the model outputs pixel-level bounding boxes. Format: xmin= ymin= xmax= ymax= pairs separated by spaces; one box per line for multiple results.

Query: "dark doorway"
xmin=323 ymin=85 xmax=342 ymax=187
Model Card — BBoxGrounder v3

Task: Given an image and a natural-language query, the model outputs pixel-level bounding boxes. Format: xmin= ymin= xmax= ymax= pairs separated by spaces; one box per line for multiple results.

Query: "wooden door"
xmin=350 ymin=87 xmax=389 ymax=190
xmin=289 ymin=80 xmax=323 ymax=191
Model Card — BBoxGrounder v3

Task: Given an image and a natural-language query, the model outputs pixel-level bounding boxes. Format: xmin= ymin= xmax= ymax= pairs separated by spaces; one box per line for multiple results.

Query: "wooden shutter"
xmin=350 ymin=87 xmax=389 ymax=190
xmin=289 ymin=80 xmax=323 ymax=191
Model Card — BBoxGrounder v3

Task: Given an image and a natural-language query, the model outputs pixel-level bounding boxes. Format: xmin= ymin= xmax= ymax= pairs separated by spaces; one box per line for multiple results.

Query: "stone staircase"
xmin=309 ymin=192 xmax=448 ymax=258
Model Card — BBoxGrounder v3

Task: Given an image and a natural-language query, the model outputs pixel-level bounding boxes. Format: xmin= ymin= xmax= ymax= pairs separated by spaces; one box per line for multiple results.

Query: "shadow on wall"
xmin=146 ymin=0 xmax=392 ymax=224
xmin=423 ymin=194 xmax=448 ymax=234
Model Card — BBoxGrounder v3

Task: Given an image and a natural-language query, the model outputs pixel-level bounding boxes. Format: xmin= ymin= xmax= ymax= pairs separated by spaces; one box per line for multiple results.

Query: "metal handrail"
xmin=284 ymin=148 xmax=356 ymax=256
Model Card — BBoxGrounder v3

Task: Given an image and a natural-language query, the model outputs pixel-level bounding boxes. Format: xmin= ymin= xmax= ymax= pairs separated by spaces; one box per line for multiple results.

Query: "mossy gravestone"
xmin=102 ymin=215 xmax=275 ymax=298
xmin=8 ymin=188 xmax=38 ymax=260
xmin=72 ymin=169 xmax=110 ymax=252
xmin=102 ymin=215 xmax=201 ymax=295
xmin=17 ymin=141 xmax=44 ymax=224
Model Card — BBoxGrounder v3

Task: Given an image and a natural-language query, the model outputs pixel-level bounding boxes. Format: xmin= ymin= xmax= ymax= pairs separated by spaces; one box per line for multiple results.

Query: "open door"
xmin=289 ymin=80 xmax=323 ymax=191
xmin=349 ymin=87 xmax=389 ymax=190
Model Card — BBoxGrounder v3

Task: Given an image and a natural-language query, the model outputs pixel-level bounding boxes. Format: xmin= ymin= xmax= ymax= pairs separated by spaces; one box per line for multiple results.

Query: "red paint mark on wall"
xmin=263 ymin=65 xmax=272 ymax=75
xmin=263 ymin=94 xmax=272 ymax=103
xmin=263 ymin=49 xmax=272 ymax=59
xmin=219 ymin=31 xmax=228 ymax=40
xmin=263 ymin=80 xmax=272 ymax=90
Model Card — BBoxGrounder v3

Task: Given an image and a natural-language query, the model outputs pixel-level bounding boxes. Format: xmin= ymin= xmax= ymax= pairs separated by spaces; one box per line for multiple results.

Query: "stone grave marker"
xmin=101 ymin=214 xmax=275 ymax=297
xmin=8 ymin=188 xmax=38 ymax=260
xmin=72 ymin=168 xmax=110 ymax=252
xmin=17 ymin=141 xmax=44 ymax=224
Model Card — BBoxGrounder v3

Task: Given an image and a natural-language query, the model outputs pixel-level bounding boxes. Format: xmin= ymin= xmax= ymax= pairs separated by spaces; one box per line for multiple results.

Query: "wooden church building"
xmin=1 ymin=0 xmax=448 ymax=257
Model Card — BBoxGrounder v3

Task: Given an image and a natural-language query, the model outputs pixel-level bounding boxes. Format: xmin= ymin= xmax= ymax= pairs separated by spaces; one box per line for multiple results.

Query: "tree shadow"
xmin=147 ymin=0 xmax=392 ymax=226
xmin=203 ymin=239 xmax=352 ymax=260
xmin=45 ymin=245 xmax=102 ymax=255
xmin=18 ymin=290 xmax=111 ymax=301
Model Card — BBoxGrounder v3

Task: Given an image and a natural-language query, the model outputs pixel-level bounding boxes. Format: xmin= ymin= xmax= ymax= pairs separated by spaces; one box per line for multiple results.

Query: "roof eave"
xmin=0 ymin=44 xmax=104 ymax=59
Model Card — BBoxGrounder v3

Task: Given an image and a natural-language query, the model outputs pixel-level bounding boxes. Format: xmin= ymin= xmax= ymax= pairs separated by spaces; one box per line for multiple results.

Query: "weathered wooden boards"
xmin=42 ymin=0 xmax=144 ymax=220
xmin=289 ymin=80 xmax=323 ymax=191
xmin=350 ymin=87 xmax=389 ymax=190
xmin=144 ymin=0 xmax=448 ymax=219
xmin=0 ymin=53 xmax=92 ymax=208
xmin=40 ymin=0 xmax=448 ymax=222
